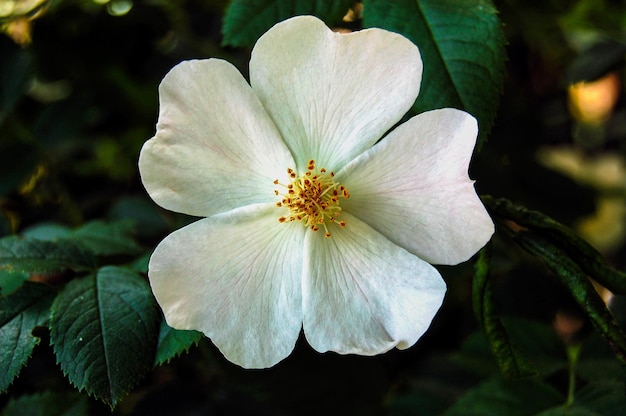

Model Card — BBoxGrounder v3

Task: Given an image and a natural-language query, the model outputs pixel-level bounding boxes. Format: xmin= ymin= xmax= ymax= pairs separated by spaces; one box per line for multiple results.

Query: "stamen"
xmin=273 ymin=159 xmax=349 ymax=237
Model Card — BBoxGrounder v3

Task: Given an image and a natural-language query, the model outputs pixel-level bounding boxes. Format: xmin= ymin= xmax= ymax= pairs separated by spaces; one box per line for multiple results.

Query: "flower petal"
xmin=302 ymin=213 xmax=446 ymax=355
xmin=250 ymin=16 xmax=422 ymax=172
xmin=139 ymin=59 xmax=295 ymax=217
xmin=148 ymin=204 xmax=305 ymax=368
xmin=338 ymin=108 xmax=494 ymax=265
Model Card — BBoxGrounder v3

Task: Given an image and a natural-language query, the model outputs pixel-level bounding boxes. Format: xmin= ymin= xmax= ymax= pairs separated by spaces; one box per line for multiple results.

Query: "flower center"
xmin=274 ymin=159 xmax=349 ymax=238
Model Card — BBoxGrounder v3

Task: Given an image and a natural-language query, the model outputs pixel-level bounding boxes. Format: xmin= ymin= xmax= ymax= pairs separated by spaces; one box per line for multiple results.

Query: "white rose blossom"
xmin=138 ymin=15 xmax=494 ymax=369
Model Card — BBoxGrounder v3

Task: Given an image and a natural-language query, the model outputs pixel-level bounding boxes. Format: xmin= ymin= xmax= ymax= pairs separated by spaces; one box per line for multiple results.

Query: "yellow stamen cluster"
xmin=274 ymin=159 xmax=349 ymax=238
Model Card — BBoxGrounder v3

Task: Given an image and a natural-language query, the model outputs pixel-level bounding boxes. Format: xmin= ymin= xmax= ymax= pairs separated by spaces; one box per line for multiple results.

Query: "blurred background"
xmin=1 ymin=0 xmax=626 ymax=414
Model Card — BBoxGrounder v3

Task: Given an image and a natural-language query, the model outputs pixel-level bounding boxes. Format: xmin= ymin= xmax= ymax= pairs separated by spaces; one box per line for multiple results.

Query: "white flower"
xmin=138 ymin=15 xmax=494 ymax=369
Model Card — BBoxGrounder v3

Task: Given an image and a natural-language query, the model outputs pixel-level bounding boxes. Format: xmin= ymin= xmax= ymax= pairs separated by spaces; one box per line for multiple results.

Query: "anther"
xmin=274 ymin=163 xmax=349 ymax=237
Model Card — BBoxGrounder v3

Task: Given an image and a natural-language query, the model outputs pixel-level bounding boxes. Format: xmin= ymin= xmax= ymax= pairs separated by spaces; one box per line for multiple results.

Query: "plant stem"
xmin=565 ymin=343 xmax=582 ymax=407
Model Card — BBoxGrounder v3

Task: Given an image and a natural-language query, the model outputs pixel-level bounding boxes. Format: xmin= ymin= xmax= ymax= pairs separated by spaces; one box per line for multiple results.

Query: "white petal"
xmin=148 ymin=204 xmax=305 ymax=368
xmin=338 ymin=108 xmax=494 ymax=265
xmin=139 ymin=59 xmax=294 ymax=217
xmin=250 ymin=16 xmax=422 ymax=172
xmin=302 ymin=213 xmax=446 ymax=355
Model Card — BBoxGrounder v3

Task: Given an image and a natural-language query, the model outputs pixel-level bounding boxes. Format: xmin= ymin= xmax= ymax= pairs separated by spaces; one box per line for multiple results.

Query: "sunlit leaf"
xmin=363 ymin=0 xmax=505 ymax=146
xmin=154 ymin=320 xmax=203 ymax=366
xmin=0 ymin=282 xmax=53 ymax=392
xmin=221 ymin=0 xmax=354 ymax=47
xmin=0 ymin=236 xmax=96 ymax=294
xmin=0 ymin=391 xmax=88 ymax=416
xmin=49 ymin=266 xmax=159 ymax=407
xmin=472 ymin=246 xmax=536 ymax=378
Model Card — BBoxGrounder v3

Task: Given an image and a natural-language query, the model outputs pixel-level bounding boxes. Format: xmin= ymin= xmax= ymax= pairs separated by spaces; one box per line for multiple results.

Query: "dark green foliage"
xmin=363 ymin=0 xmax=505 ymax=146
xmin=222 ymin=0 xmax=354 ymax=47
xmin=514 ymin=231 xmax=626 ymax=367
xmin=154 ymin=321 xmax=203 ymax=366
xmin=0 ymin=237 xmax=96 ymax=294
xmin=443 ymin=378 xmax=563 ymax=416
xmin=49 ymin=267 xmax=160 ymax=407
xmin=566 ymin=40 xmax=626 ymax=83
xmin=472 ymin=246 xmax=536 ymax=378
xmin=1 ymin=0 xmax=626 ymax=413
xmin=69 ymin=220 xmax=142 ymax=257
xmin=484 ymin=196 xmax=626 ymax=295
xmin=0 ymin=282 xmax=53 ymax=392
xmin=0 ymin=41 xmax=33 ymax=120
xmin=1 ymin=391 xmax=88 ymax=416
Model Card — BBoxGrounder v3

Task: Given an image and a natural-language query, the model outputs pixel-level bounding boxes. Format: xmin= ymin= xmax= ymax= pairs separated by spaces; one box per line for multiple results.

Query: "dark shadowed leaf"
xmin=0 ymin=282 xmax=54 ymax=392
xmin=154 ymin=320 xmax=203 ymax=366
xmin=69 ymin=220 xmax=142 ymax=257
xmin=514 ymin=231 xmax=626 ymax=368
xmin=566 ymin=40 xmax=626 ymax=84
xmin=0 ymin=40 xmax=33 ymax=118
xmin=222 ymin=0 xmax=354 ymax=47
xmin=0 ymin=236 xmax=96 ymax=295
xmin=49 ymin=266 xmax=159 ymax=407
xmin=443 ymin=377 xmax=563 ymax=416
xmin=22 ymin=220 xmax=142 ymax=257
xmin=573 ymin=380 xmax=626 ymax=416
xmin=363 ymin=0 xmax=505 ymax=147
xmin=483 ymin=196 xmax=626 ymax=295
xmin=472 ymin=246 xmax=536 ymax=378
xmin=0 ymin=391 xmax=89 ymax=416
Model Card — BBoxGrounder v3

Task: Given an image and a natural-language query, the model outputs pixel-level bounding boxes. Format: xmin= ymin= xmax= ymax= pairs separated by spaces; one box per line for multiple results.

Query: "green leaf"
xmin=389 ymin=390 xmax=447 ymax=416
xmin=0 ymin=282 xmax=54 ymax=393
xmin=483 ymin=196 xmax=626 ymax=295
xmin=363 ymin=0 xmax=505 ymax=146
xmin=128 ymin=251 xmax=150 ymax=274
xmin=222 ymin=0 xmax=354 ymax=47
xmin=0 ymin=236 xmax=96 ymax=294
xmin=574 ymin=380 xmax=626 ymax=416
xmin=154 ymin=320 xmax=203 ymax=366
xmin=453 ymin=318 xmax=565 ymax=378
xmin=0 ymin=391 xmax=89 ymax=416
xmin=472 ymin=246 xmax=537 ymax=378
xmin=0 ymin=270 xmax=28 ymax=296
xmin=49 ymin=266 xmax=159 ymax=408
xmin=69 ymin=220 xmax=142 ymax=257
xmin=538 ymin=406 xmax=598 ymax=416
xmin=514 ymin=231 xmax=626 ymax=367
xmin=21 ymin=223 xmax=71 ymax=241
xmin=22 ymin=220 xmax=142 ymax=257
xmin=443 ymin=377 xmax=563 ymax=416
